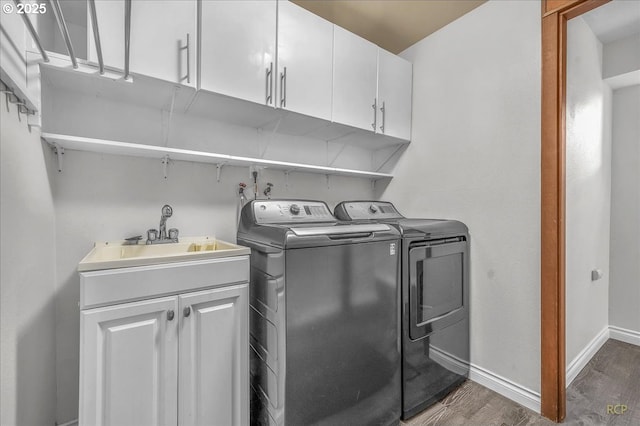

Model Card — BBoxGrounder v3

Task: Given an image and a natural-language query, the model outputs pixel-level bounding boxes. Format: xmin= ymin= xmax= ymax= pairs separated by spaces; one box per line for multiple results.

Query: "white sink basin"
xmin=78 ymin=236 xmax=249 ymax=271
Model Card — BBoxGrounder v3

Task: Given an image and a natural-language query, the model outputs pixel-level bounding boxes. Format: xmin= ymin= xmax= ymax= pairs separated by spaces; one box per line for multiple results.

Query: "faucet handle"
xmin=147 ymin=229 xmax=158 ymax=244
xmin=168 ymin=228 xmax=179 ymax=241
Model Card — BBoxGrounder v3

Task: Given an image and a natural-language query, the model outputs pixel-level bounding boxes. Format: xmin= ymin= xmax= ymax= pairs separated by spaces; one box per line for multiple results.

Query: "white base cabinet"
xmin=79 ymin=256 xmax=249 ymax=426
xmin=179 ymin=286 xmax=248 ymax=426
xmin=80 ymin=297 xmax=179 ymax=426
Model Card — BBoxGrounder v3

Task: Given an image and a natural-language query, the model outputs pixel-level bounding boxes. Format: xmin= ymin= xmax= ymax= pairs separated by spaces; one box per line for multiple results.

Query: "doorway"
xmin=541 ymin=0 xmax=640 ymax=421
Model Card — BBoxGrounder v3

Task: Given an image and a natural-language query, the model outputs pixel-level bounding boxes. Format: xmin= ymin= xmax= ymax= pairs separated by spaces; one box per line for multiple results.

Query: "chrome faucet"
xmin=147 ymin=204 xmax=179 ymax=245
xmin=159 ymin=204 xmax=172 ymax=239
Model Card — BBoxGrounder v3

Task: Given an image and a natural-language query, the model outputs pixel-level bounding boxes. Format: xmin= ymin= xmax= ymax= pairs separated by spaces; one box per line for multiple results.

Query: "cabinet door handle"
xmin=265 ymin=62 xmax=273 ymax=105
xmin=183 ymin=306 xmax=191 ymax=318
xmin=167 ymin=310 xmax=175 ymax=321
xmin=185 ymin=33 xmax=191 ymax=84
xmin=372 ymin=98 xmax=377 ymax=130
xmin=280 ymin=67 xmax=287 ymax=108
xmin=380 ymin=101 xmax=386 ymax=133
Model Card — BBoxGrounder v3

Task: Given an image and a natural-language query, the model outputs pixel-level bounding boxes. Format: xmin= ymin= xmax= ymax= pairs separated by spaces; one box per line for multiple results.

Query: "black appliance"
xmin=238 ymin=199 xmax=401 ymax=425
xmin=334 ymin=201 xmax=470 ymax=420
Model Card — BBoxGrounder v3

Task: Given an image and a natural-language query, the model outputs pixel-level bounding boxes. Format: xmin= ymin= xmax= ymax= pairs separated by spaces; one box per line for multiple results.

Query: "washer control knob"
xmin=290 ymin=204 xmax=301 ymax=215
xmin=369 ymin=204 xmax=379 ymax=214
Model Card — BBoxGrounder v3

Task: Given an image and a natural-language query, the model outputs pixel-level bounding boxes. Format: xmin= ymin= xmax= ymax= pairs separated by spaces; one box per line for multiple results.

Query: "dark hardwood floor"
xmin=402 ymin=339 xmax=640 ymax=426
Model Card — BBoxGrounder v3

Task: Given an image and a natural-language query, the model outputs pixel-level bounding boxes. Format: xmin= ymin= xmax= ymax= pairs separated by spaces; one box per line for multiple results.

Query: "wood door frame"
xmin=540 ymin=0 xmax=610 ymax=421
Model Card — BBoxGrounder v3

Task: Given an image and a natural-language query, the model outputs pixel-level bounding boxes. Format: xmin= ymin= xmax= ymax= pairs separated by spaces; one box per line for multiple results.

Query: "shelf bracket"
xmin=259 ymin=115 xmax=283 ymax=158
xmin=52 ymin=144 xmax=64 ymax=172
xmin=374 ymin=144 xmax=405 ymax=172
xmin=216 ymin=163 xmax=225 ymax=183
xmin=166 ymin=86 xmax=178 ymax=146
xmin=327 ymin=140 xmax=348 ymax=167
xmin=162 ymin=155 xmax=170 ymax=179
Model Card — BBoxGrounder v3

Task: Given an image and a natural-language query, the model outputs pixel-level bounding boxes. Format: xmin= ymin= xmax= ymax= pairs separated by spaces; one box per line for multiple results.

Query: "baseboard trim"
xmin=429 ymin=344 xmax=470 ymax=376
xmin=56 ymin=420 xmax=78 ymax=426
xmin=609 ymin=325 xmax=640 ymax=347
xmin=566 ymin=326 xmax=609 ymax=387
xmin=469 ymin=364 xmax=541 ymax=414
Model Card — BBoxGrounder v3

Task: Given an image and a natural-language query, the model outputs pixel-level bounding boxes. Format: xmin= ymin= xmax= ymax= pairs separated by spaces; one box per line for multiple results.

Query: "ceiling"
xmin=57 ymin=0 xmax=486 ymax=55
xmin=292 ymin=0 xmax=486 ymax=54
xmin=582 ymin=0 xmax=640 ymax=44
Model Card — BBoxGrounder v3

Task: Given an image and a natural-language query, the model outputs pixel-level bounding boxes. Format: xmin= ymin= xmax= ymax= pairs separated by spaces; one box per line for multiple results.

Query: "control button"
xmin=259 ymin=205 xmax=267 ymax=211
xmin=290 ymin=204 xmax=300 ymax=215
xmin=369 ymin=204 xmax=379 ymax=214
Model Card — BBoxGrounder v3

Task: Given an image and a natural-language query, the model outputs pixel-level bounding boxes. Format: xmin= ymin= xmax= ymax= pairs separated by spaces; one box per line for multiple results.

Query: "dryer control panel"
xmin=334 ymin=201 xmax=404 ymax=221
xmin=253 ymin=200 xmax=336 ymax=223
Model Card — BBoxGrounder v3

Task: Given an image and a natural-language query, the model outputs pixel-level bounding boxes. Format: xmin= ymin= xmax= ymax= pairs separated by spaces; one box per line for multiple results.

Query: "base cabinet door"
xmin=79 ymin=296 xmax=179 ymax=426
xmin=178 ymin=284 xmax=249 ymax=426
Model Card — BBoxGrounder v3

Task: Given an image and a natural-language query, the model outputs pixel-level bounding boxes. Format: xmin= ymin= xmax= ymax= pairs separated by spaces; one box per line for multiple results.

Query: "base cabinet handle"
xmin=167 ymin=310 xmax=175 ymax=321
xmin=184 ymin=306 xmax=191 ymax=317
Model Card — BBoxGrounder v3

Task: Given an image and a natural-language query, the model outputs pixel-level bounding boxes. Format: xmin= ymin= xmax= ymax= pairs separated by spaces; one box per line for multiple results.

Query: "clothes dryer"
xmin=334 ymin=201 xmax=470 ymax=420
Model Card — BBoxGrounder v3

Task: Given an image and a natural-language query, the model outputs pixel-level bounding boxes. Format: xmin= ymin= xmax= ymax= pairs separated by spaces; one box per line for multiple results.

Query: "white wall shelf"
xmin=42 ymin=133 xmax=393 ymax=180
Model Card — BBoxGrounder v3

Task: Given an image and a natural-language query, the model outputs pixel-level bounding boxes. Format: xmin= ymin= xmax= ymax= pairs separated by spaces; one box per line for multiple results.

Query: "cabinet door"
xmin=377 ymin=49 xmax=412 ymax=141
xmin=79 ymin=297 xmax=178 ymax=426
xmin=179 ymin=284 xmax=249 ymax=426
xmin=200 ymin=0 xmax=276 ymax=106
xmin=332 ymin=26 xmax=378 ymax=131
xmin=89 ymin=0 xmax=196 ymax=86
xmin=277 ymin=1 xmax=333 ymax=120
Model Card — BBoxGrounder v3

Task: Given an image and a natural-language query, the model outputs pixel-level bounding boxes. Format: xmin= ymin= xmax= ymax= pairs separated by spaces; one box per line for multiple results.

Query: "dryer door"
xmin=408 ymin=238 xmax=467 ymax=341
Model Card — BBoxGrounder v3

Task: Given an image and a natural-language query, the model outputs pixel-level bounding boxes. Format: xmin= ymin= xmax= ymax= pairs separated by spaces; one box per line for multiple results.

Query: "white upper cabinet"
xmin=376 ymin=48 xmax=412 ymax=141
xmin=332 ymin=26 xmax=379 ymax=132
xmin=277 ymin=1 xmax=333 ymax=120
xmin=199 ymin=0 xmax=276 ymax=106
xmin=89 ymin=0 xmax=196 ymax=86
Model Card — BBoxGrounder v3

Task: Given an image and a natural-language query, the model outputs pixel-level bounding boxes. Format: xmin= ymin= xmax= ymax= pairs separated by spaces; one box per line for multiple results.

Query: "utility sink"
xmin=78 ymin=236 xmax=250 ymax=272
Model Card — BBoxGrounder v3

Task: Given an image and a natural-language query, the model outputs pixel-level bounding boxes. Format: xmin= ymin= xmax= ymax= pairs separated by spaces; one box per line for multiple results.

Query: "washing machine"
xmin=237 ymin=199 xmax=401 ymax=425
xmin=334 ymin=201 xmax=470 ymax=420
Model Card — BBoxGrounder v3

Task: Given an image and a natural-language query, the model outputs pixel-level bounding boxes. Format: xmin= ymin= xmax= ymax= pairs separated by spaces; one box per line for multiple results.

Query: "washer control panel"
xmin=253 ymin=200 xmax=336 ymax=223
xmin=334 ymin=201 xmax=404 ymax=220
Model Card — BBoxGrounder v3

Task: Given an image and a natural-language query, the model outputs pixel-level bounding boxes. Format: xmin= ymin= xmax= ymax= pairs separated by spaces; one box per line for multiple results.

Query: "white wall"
xmin=603 ymin=33 xmax=640 ymax=79
xmin=609 ymin=85 xmax=640 ymax=336
xmin=382 ymin=0 xmax=542 ymax=398
xmin=1 ymin=100 xmax=57 ymax=424
xmin=565 ymin=17 xmax=612 ymax=367
xmin=44 ymin=91 xmax=375 ymax=422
